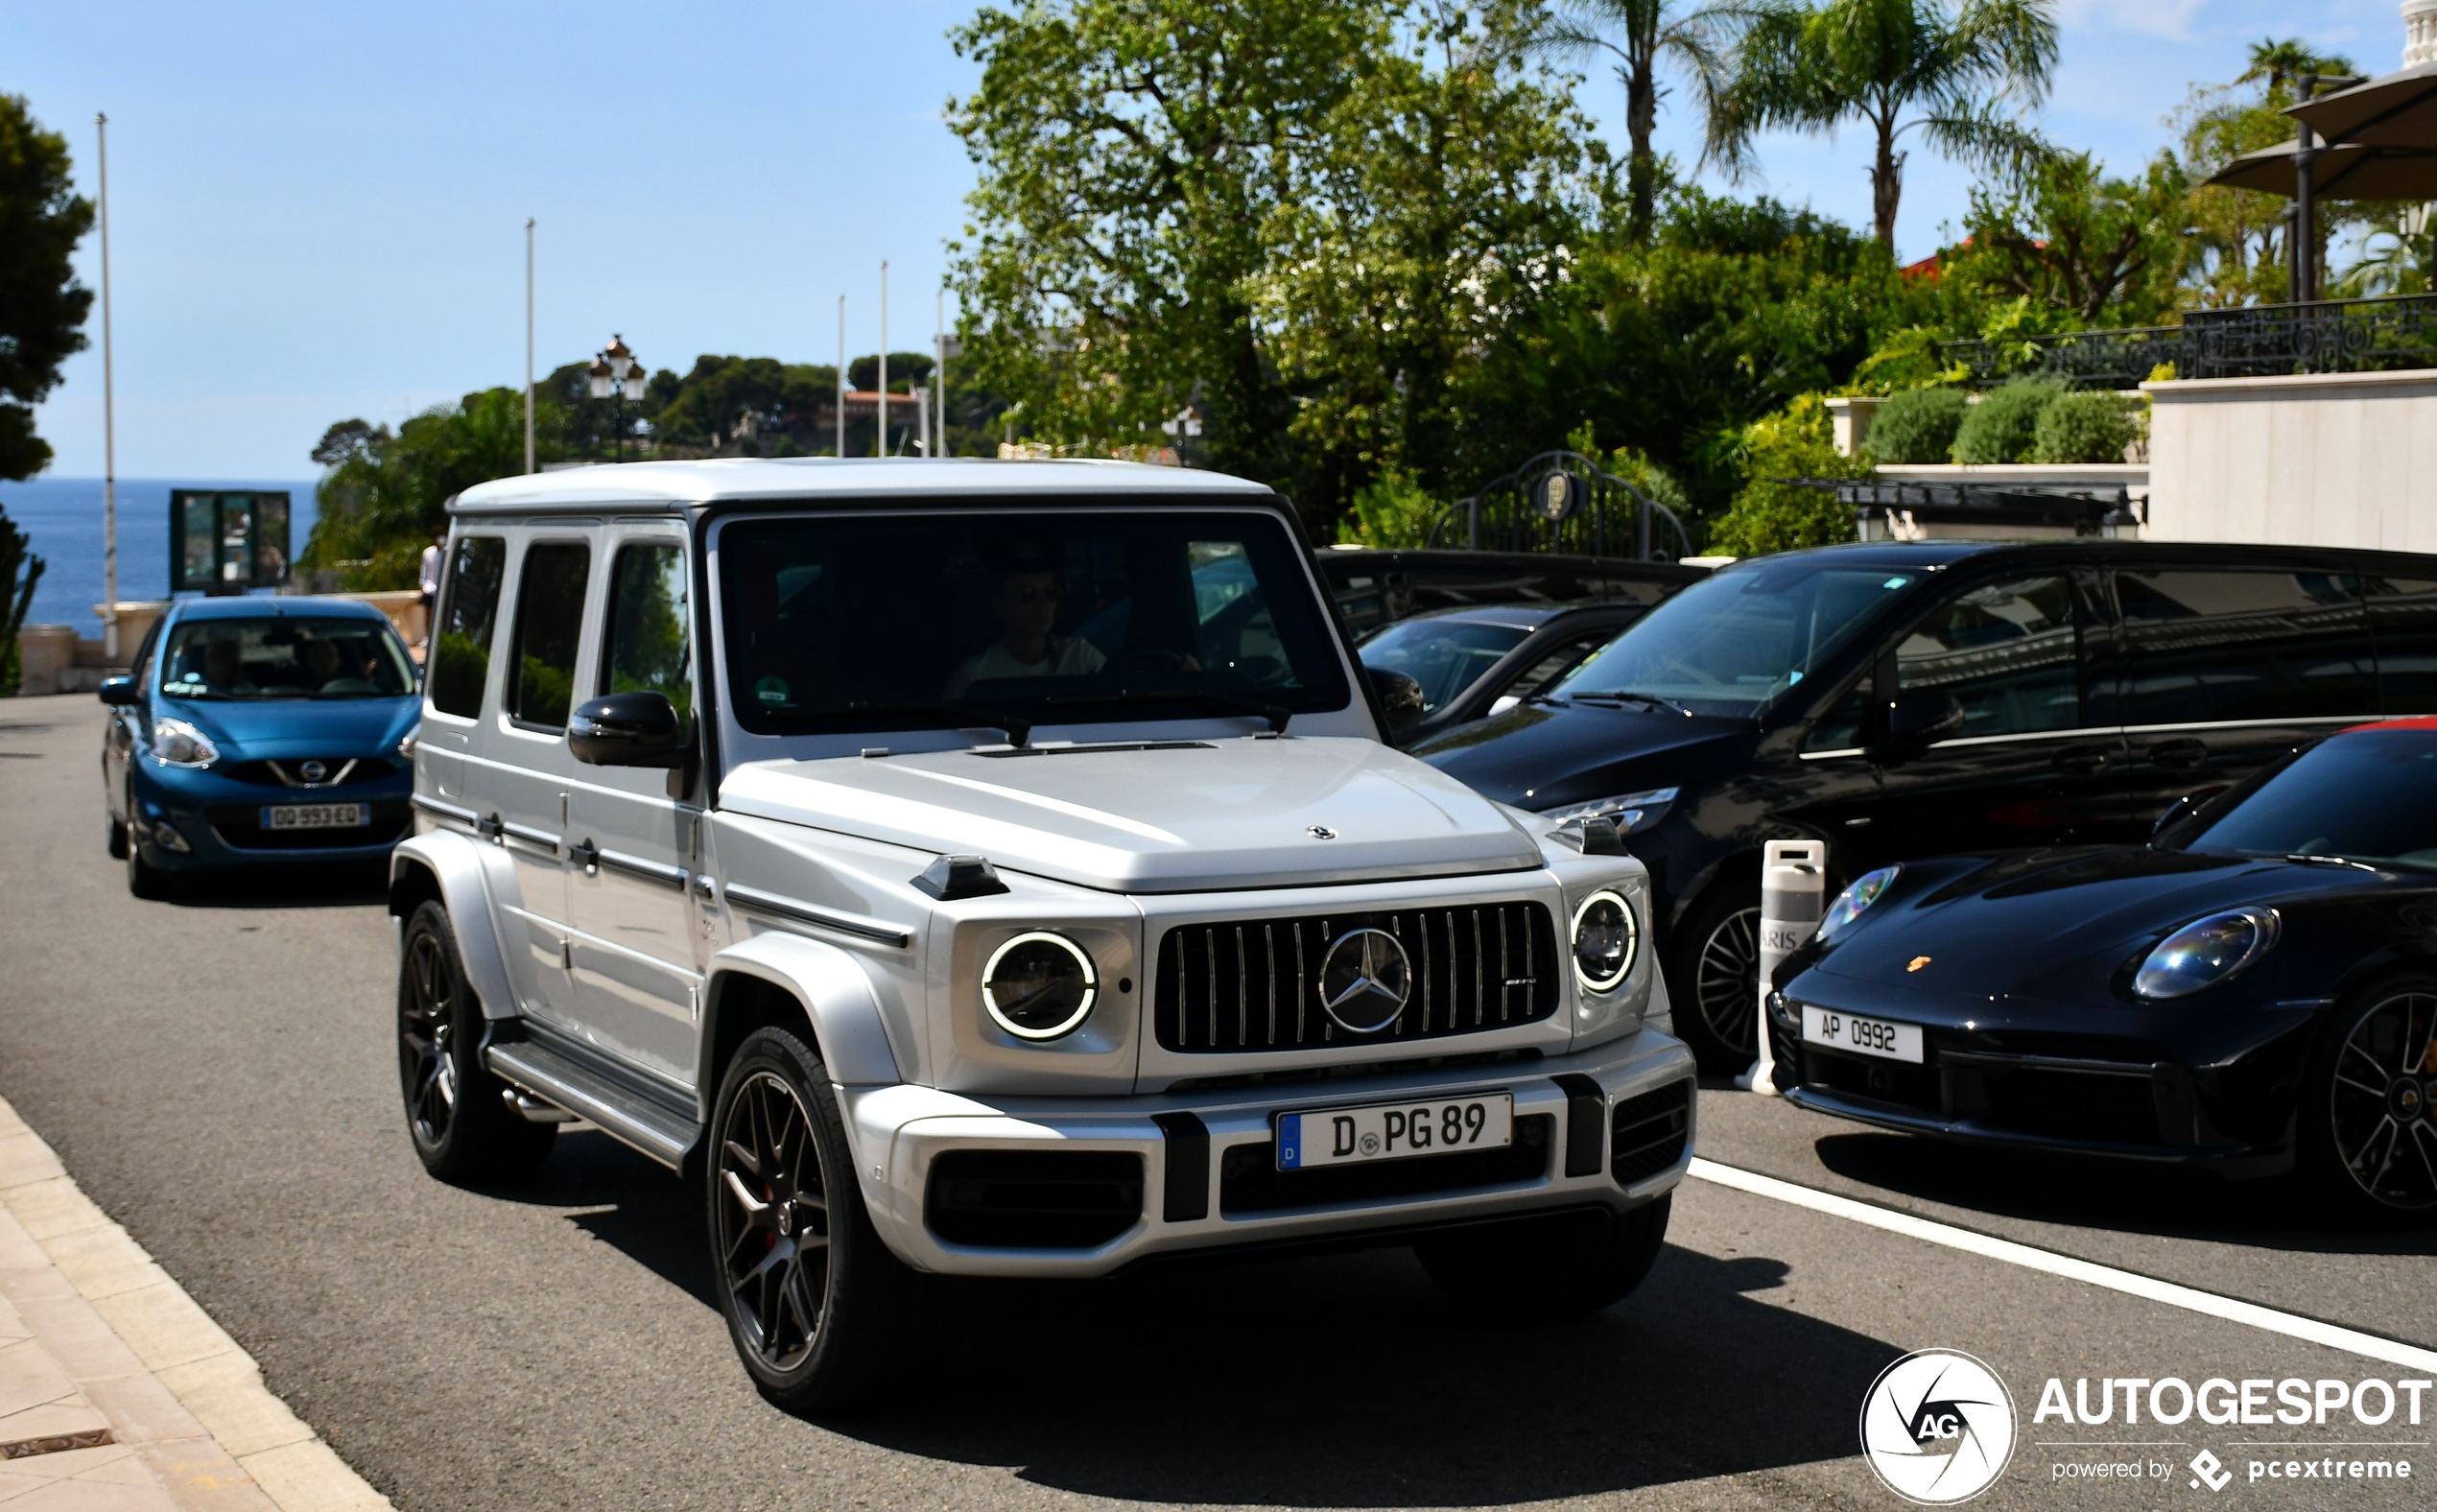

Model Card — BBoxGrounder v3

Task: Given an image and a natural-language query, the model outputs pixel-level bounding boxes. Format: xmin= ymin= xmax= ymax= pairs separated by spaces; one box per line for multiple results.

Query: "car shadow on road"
xmin=515 ymin=1132 xmax=1890 ymax=1505
xmin=1810 ymin=1129 xmax=2437 ymax=1259
xmin=155 ymin=861 xmax=390 ymax=910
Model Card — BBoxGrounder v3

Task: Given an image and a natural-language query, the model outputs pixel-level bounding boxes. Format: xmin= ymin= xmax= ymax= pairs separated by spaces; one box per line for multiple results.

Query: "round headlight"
xmin=1572 ymin=888 xmax=1638 ymax=995
xmin=982 ymin=931 xmax=1098 ymax=1040
xmin=152 ymin=718 xmax=220 ymax=768
xmin=1817 ymin=865 xmax=1902 ymax=946
xmin=2132 ymin=909 xmax=2280 ymax=1000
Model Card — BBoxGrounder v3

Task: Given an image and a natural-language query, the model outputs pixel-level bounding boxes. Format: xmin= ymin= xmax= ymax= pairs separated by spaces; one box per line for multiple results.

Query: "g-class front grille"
xmin=1152 ymin=902 xmax=1561 ymax=1053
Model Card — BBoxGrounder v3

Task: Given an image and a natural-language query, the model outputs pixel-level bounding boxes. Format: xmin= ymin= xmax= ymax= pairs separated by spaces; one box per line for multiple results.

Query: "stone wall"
xmin=2141 ymin=369 xmax=2437 ymax=553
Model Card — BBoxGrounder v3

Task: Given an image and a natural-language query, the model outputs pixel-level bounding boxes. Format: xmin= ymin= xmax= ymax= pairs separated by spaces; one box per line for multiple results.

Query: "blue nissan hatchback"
xmin=100 ymin=597 xmax=421 ymax=896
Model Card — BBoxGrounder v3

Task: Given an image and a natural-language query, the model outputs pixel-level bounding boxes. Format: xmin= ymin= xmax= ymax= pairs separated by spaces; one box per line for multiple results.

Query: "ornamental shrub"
xmin=1951 ymin=378 xmax=2064 ymax=464
xmin=2031 ymin=390 xmax=2141 ymax=463
xmin=1865 ymin=388 xmax=1969 ymax=464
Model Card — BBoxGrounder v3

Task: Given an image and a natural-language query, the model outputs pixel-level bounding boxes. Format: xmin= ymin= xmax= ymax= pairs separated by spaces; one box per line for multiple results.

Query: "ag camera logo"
xmin=1859 ymin=1349 xmax=2018 ymax=1504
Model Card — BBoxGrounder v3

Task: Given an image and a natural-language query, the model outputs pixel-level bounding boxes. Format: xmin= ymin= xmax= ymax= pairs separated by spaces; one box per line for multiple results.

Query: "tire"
xmin=107 ymin=807 xmax=129 ymax=860
xmin=708 ymin=1027 xmax=910 ymax=1414
xmin=126 ymin=825 xmax=171 ymax=900
xmin=2301 ymin=973 xmax=2437 ymax=1222
xmin=397 ymin=901 xmax=556 ymax=1184
xmin=1415 ymin=1195 xmax=1671 ymax=1315
xmin=1663 ymin=884 xmax=1763 ymax=1075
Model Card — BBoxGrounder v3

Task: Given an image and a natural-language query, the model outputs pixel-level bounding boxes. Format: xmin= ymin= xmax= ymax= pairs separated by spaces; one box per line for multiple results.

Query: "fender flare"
xmin=703 ymin=933 xmax=905 ymax=1113
xmin=390 ymin=829 xmax=520 ymax=1021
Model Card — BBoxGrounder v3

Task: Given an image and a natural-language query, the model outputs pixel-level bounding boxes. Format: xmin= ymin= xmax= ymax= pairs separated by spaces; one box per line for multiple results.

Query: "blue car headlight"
xmin=2132 ymin=909 xmax=2280 ymax=1000
xmin=152 ymin=718 xmax=221 ymax=769
xmin=1816 ymin=865 xmax=1901 ymax=946
xmin=1544 ymin=787 xmax=1677 ymax=836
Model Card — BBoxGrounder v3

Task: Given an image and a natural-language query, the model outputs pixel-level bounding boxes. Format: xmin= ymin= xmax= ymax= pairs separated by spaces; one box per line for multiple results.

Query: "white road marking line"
xmin=1688 ymin=1157 xmax=2437 ymax=1374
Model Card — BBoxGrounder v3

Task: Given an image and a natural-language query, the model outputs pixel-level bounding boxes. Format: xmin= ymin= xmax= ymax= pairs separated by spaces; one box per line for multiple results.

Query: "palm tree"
xmin=1546 ymin=0 xmax=1751 ymax=242
xmin=1719 ymin=0 xmax=2059 ymax=248
xmin=2238 ymin=37 xmax=2355 ymax=107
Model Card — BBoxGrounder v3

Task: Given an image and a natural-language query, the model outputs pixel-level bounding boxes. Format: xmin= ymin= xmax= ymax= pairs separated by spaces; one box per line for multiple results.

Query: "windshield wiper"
xmin=779 ymin=700 xmax=1032 ymax=747
xmin=1044 ymin=688 xmax=1290 ymax=734
xmin=1546 ymin=689 xmax=1694 ymax=718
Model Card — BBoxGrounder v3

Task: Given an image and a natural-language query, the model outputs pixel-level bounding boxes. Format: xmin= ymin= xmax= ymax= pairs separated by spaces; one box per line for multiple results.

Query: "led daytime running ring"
xmin=1571 ymin=887 xmax=1638 ymax=995
xmin=981 ymin=930 xmax=1099 ymax=1040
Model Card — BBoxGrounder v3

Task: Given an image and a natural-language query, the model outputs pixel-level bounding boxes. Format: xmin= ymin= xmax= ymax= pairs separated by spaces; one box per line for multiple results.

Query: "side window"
xmin=130 ymin=617 xmax=163 ymax=691
xmin=602 ymin=542 xmax=692 ymax=732
xmin=428 ymin=535 xmax=507 ymax=719
xmin=2117 ymin=569 xmax=2376 ymax=724
xmin=2364 ymin=576 xmax=2437 ymax=713
xmin=507 ymin=542 xmax=591 ymax=730
xmin=1896 ymin=575 xmax=2081 ymax=738
xmin=1806 ymin=684 xmax=1872 ymax=751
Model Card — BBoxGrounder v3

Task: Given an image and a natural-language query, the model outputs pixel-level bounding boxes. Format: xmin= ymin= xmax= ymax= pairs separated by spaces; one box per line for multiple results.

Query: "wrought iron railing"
xmin=1428 ymin=450 xmax=1693 ymax=560
xmin=1936 ymin=293 xmax=2437 ymax=388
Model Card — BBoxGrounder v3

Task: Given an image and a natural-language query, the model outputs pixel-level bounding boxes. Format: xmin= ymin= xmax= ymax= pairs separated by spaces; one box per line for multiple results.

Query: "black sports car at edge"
xmin=1767 ymin=717 xmax=2437 ymax=1218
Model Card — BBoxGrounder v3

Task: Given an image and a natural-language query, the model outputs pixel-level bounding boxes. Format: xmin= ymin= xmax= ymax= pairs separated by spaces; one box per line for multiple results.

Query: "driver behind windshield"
xmin=944 ymin=533 xmax=1106 ymax=697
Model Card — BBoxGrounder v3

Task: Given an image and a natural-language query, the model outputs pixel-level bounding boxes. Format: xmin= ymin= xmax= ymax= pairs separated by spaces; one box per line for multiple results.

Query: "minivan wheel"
xmin=708 ymin=1027 xmax=909 ymax=1413
xmin=1415 ymin=1195 xmax=1670 ymax=1315
xmin=397 ymin=901 xmax=556 ymax=1184
xmin=1665 ymin=886 xmax=1762 ymax=1075
xmin=2303 ymin=975 xmax=2437 ymax=1221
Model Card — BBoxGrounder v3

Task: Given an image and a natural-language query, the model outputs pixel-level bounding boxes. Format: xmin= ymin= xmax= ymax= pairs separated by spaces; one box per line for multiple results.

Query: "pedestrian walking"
xmin=416 ymin=532 xmax=444 ymax=649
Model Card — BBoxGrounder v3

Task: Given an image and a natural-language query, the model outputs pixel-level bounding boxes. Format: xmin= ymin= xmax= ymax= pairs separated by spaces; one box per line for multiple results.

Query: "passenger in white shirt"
xmin=945 ymin=555 xmax=1104 ymax=697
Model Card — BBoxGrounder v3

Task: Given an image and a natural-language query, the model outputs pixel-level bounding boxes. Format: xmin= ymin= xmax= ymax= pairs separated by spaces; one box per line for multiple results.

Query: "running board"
xmin=485 ymin=1034 xmax=698 ymax=1170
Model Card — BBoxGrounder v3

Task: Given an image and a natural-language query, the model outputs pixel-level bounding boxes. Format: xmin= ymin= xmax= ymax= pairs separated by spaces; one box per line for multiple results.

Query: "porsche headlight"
xmin=152 ymin=719 xmax=220 ymax=768
xmin=2132 ymin=910 xmax=2280 ymax=1000
xmin=982 ymin=931 xmax=1099 ymax=1040
xmin=1571 ymin=889 xmax=1638 ymax=995
xmin=1544 ymin=787 xmax=1677 ymax=836
xmin=1816 ymin=865 xmax=1902 ymax=946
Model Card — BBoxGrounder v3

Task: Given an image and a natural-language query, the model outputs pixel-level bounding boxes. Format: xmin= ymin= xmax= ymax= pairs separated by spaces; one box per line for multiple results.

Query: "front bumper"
xmin=841 ymin=1028 xmax=1695 ymax=1277
xmin=130 ymin=764 xmax=412 ymax=870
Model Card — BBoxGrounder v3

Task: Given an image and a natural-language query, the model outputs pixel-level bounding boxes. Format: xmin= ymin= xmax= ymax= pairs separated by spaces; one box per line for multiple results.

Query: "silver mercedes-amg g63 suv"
xmin=390 ymin=458 xmax=1693 ymax=1407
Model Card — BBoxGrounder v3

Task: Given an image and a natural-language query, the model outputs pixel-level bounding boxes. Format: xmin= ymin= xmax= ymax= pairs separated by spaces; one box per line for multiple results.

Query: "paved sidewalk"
xmin=0 ymin=1094 xmax=389 ymax=1511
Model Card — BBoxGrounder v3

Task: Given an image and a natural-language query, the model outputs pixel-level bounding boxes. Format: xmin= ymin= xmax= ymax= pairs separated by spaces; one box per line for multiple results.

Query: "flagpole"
xmin=835 ymin=295 xmax=845 ymax=458
xmin=96 ymin=113 xmax=119 ymax=661
xmin=935 ymin=286 xmax=946 ymax=459
xmin=524 ymin=219 xmax=536 ymax=474
xmin=877 ymin=261 xmax=888 ymax=459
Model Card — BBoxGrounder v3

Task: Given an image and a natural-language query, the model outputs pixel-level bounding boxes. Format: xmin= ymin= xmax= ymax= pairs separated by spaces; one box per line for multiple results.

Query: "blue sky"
xmin=5 ymin=0 xmax=2418 ymax=479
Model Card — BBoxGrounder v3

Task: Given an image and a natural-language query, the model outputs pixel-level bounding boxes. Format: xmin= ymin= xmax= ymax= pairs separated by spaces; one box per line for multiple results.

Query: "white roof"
xmin=449 ymin=456 xmax=1276 ymax=514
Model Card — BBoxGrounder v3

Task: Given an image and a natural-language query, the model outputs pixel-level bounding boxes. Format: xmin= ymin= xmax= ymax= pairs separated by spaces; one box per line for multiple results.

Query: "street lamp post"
xmin=587 ymin=336 xmax=648 ymax=462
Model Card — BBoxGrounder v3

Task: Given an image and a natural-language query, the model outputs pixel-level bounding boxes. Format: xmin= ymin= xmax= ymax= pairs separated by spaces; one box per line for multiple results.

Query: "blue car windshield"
xmin=159 ymin=617 xmax=417 ymax=700
xmin=2175 ymin=728 xmax=2437 ymax=871
xmin=1547 ymin=560 xmax=1913 ymax=718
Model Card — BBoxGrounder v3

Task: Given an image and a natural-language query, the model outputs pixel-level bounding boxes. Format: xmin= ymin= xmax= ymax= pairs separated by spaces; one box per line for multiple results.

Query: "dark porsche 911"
xmin=1769 ymin=718 xmax=2437 ymax=1217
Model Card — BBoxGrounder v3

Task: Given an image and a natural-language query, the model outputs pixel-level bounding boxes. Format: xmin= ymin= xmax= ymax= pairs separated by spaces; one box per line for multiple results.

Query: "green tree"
xmin=1 ymin=503 xmax=44 ymax=696
xmin=301 ymin=388 xmax=542 ymax=589
xmin=2171 ymin=42 xmax=2358 ymax=309
xmin=1704 ymin=392 xmax=1864 ymax=555
xmin=1945 ymin=149 xmax=2189 ymax=325
xmin=1720 ymin=0 xmax=2059 ymax=247
xmin=1545 ymin=0 xmax=1745 ymax=242
xmin=0 ymin=97 xmax=95 ymax=481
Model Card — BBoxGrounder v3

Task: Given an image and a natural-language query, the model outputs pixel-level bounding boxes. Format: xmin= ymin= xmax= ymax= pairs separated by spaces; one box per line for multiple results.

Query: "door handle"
xmin=2051 ymin=745 xmax=2111 ymax=774
xmin=569 ymin=838 xmax=599 ymax=874
xmin=2147 ymin=738 xmax=2209 ymax=770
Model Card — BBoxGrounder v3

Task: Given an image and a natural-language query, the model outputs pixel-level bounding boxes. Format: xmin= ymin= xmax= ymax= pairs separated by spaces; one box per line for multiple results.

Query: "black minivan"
xmin=1414 ymin=539 xmax=2437 ymax=1072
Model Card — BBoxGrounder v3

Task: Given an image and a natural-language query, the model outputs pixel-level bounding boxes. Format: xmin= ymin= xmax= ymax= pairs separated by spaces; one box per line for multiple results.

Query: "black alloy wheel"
xmin=2323 ymin=986 xmax=2437 ymax=1215
xmin=706 ymin=1027 xmax=907 ymax=1411
xmin=395 ymin=901 xmax=555 ymax=1184
xmin=1665 ymin=886 xmax=1763 ymax=1074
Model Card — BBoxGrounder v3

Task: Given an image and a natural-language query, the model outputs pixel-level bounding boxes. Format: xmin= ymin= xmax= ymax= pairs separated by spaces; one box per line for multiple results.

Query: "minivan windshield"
xmin=1544 ymin=558 xmax=1914 ymax=719
xmin=159 ymin=616 xmax=417 ymax=700
xmin=2172 ymin=728 xmax=2437 ymax=871
xmin=716 ymin=510 xmax=1350 ymax=738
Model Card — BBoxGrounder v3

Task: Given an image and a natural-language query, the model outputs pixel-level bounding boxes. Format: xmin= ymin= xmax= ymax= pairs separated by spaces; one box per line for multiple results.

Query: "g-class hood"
xmin=719 ymin=735 xmax=1544 ymax=893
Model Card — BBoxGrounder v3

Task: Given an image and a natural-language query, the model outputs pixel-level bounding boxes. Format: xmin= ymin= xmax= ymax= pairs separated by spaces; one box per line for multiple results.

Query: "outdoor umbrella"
xmin=2209 ymin=136 xmax=2437 ymax=201
xmin=2287 ymin=60 xmax=2437 ymax=151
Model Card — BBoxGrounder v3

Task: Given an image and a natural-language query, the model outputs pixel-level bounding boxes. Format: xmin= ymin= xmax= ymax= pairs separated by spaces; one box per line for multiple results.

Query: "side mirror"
xmin=2151 ymin=784 xmax=2230 ymax=845
xmin=1870 ymin=689 xmax=1965 ymax=763
xmin=97 ymin=676 xmax=140 ymax=707
xmin=569 ymin=692 xmax=686 ymax=768
xmin=1365 ymin=665 xmax=1426 ymax=734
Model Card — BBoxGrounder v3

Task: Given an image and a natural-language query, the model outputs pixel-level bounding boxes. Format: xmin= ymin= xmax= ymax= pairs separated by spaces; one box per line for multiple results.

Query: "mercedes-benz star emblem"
xmin=299 ymin=760 xmax=327 ymax=783
xmin=1316 ymin=927 xmax=1412 ymax=1034
xmin=1307 ymin=825 xmax=1337 ymax=839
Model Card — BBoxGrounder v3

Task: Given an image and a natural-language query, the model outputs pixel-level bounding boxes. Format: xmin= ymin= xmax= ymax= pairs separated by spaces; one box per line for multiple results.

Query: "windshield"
xmin=2174 ymin=728 xmax=2437 ymax=870
xmin=159 ymin=616 xmax=417 ymax=700
xmin=1547 ymin=558 xmax=1914 ymax=718
xmin=1357 ymin=618 xmax=1532 ymax=716
xmin=717 ymin=509 xmax=1350 ymax=737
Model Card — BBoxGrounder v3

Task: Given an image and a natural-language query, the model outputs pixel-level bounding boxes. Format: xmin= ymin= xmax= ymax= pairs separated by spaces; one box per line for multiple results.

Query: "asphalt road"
xmin=4 ymin=692 xmax=2433 ymax=1511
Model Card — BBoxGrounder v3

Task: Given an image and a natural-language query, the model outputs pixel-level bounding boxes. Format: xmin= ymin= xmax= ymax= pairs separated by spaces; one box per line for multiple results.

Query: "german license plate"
xmin=1803 ymin=1005 xmax=1924 ymax=1064
xmin=1276 ymin=1093 xmax=1512 ymax=1170
xmin=259 ymin=803 xmax=371 ymax=831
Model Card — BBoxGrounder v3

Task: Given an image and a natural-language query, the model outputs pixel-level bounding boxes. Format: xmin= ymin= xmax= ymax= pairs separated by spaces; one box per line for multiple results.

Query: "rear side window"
xmin=2116 ymin=569 xmax=2376 ymax=724
xmin=602 ymin=542 xmax=693 ymax=732
xmin=508 ymin=542 xmax=591 ymax=730
xmin=1897 ymin=575 xmax=2081 ymax=737
xmin=429 ymin=536 xmax=507 ymax=718
xmin=2365 ymin=576 xmax=2437 ymax=713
